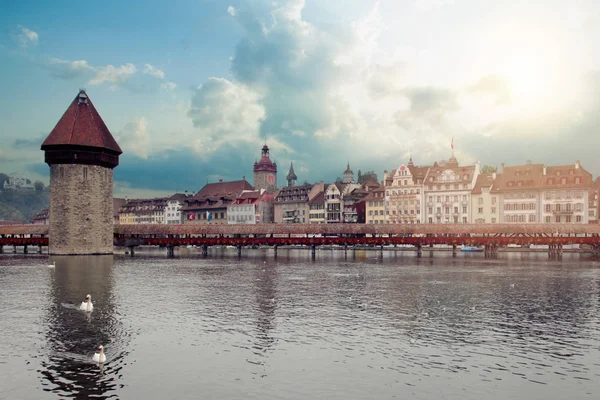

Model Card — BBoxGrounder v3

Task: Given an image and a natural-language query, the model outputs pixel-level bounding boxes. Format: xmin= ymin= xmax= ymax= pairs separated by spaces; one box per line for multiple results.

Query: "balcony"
xmin=552 ymin=209 xmax=574 ymax=215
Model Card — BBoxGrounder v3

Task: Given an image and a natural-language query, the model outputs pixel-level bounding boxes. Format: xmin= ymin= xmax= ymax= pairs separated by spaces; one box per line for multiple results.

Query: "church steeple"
xmin=343 ymin=162 xmax=354 ymax=184
xmin=286 ymin=161 xmax=297 ymax=186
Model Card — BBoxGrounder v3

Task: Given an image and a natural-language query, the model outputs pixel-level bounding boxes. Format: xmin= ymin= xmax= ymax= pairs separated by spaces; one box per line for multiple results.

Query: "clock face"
xmin=267 ymin=174 xmax=275 ymax=183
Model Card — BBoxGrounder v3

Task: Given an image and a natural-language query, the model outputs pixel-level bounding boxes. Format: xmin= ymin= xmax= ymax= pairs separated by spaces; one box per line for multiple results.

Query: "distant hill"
xmin=0 ymin=187 xmax=49 ymax=223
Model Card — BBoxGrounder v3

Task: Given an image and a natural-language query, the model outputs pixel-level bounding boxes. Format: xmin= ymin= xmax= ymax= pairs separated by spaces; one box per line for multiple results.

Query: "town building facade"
xmin=182 ymin=179 xmax=254 ymax=224
xmin=383 ymin=159 xmax=428 ymax=224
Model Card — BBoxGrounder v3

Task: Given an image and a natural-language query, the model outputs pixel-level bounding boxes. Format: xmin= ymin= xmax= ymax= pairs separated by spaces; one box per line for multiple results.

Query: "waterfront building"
xmin=165 ymin=193 xmax=189 ymax=224
xmin=227 ymin=189 xmax=275 ymax=224
xmin=308 ymin=191 xmax=326 ymax=224
xmin=113 ymin=198 xmax=126 ymax=224
xmin=182 ymin=179 xmax=253 ymax=224
xmin=470 ymin=174 xmax=499 ymax=223
xmin=494 ymin=163 xmax=543 ymax=223
xmin=325 ymin=183 xmax=344 ymax=223
xmin=342 ymin=186 xmax=369 ymax=223
xmin=383 ymin=159 xmax=428 ymax=224
xmin=364 ymin=184 xmax=386 ymax=224
xmin=118 ymin=198 xmax=167 ymax=224
xmin=41 ymin=89 xmax=122 ymax=254
xmin=286 ymin=162 xmax=297 ymax=187
xmin=253 ymin=144 xmax=277 ymax=193
xmin=423 ymin=156 xmax=480 ymax=224
xmin=539 ymin=161 xmax=592 ymax=224
xmin=274 ymin=182 xmax=323 ymax=224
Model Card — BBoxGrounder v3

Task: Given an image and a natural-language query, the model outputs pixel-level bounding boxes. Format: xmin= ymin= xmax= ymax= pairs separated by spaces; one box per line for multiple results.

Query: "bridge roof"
xmin=114 ymin=223 xmax=600 ymax=236
xmin=0 ymin=225 xmax=48 ymax=235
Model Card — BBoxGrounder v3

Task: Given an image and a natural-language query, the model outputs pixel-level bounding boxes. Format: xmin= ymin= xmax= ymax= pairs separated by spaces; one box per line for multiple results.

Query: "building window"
xmin=83 ymin=167 xmax=88 ymax=180
xmin=478 ymin=207 xmax=483 ymax=214
xmin=577 ymin=215 xmax=582 ymax=222
xmin=529 ymin=215 xmax=536 ymax=223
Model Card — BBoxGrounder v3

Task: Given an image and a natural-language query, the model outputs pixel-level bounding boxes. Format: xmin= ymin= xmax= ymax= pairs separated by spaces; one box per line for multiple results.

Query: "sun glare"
xmin=500 ymin=50 xmax=548 ymax=109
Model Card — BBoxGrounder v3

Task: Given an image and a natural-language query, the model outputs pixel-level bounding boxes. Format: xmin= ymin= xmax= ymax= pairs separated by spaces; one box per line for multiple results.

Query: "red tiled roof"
xmin=41 ymin=90 xmax=122 ymax=154
xmin=424 ymin=165 xmax=476 ymax=184
xmin=308 ymin=191 xmax=325 ymax=205
xmin=493 ymin=164 xmax=543 ymax=192
xmin=471 ymin=174 xmax=496 ymax=194
xmin=538 ymin=164 xmax=593 ymax=189
xmin=192 ymin=180 xmax=254 ymax=200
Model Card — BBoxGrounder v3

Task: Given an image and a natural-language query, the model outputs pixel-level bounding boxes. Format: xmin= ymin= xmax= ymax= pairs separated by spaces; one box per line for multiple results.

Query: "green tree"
xmin=335 ymin=176 xmax=343 ymax=183
xmin=358 ymin=170 xmax=378 ymax=184
xmin=34 ymin=181 xmax=45 ymax=191
xmin=481 ymin=165 xmax=497 ymax=175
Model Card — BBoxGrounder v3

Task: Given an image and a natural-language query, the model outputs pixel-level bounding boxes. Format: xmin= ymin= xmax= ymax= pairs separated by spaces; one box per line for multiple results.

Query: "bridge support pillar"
xmin=13 ymin=245 xmax=17 ymax=253
xmin=237 ymin=245 xmax=242 ymax=257
xmin=167 ymin=245 xmax=175 ymax=258
xmin=417 ymin=244 xmax=422 ymax=258
xmin=0 ymin=245 xmax=3 ymax=254
xmin=452 ymin=245 xmax=457 ymax=257
xmin=274 ymin=245 xmax=278 ymax=258
xmin=129 ymin=246 xmax=135 ymax=257
xmin=311 ymin=244 xmax=316 ymax=259
xmin=202 ymin=245 xmax=208 ymax=256
xmin=23 ymin=245 xmax=28 ymax=254
xmin=38 ymin=245 xmax=43 ymax=254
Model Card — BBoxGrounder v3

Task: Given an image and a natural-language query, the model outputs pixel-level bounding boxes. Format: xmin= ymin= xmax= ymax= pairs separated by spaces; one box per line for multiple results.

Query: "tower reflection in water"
xmin=248 ymin=258 xmax=278 ymax=373
xmin=39 ymin=255 xmax=129 ymax=398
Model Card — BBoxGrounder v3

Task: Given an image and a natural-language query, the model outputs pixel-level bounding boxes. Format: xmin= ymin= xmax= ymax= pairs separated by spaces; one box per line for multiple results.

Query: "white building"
xmin=3 ymin=175 xmax=35 ymax=190
xmin=423 ymin=157 xmax=480 ymax=224
xmin=325 ymin=183 xmax=343 ymax=223
xmin=470 ymin=174 xmax=499 ymax=223
xmin=383 ymin=159 xmax=428 ymax=224
xmin=165 ymin=194 xmax=188 ymax=224
xmin=539 ymin=162 xmax=592 ymax=224
xmin=227 ymin=189 xmax=275 ymax=224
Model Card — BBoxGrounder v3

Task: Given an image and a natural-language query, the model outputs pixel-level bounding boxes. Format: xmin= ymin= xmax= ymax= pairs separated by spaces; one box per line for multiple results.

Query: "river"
xmin=1 ymin=249 xmax=599 ymax=399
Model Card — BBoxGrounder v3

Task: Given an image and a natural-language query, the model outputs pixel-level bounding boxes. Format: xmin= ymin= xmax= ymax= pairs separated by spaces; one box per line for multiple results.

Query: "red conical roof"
xmin=41 ymin=90 xmax=122 ymax=154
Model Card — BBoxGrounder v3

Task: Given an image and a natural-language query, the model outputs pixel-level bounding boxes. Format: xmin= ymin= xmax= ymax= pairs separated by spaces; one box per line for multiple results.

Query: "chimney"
xmin=543 ymin=167 xmax=547 ymax=175
xmin=383 ymin=170 xmax=388 ymax=183
xmin=500 ymin=163 xmax=504 ymax=173
xmin=492 ymin=172 xmax=497 ymax=180
xmin=575 ymin=160 xmax=580 ymax=169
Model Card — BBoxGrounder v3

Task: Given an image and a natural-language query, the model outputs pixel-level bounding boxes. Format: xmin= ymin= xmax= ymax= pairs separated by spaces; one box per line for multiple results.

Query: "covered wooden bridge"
xmin=4 ymin=223 xmax=600 ymax=257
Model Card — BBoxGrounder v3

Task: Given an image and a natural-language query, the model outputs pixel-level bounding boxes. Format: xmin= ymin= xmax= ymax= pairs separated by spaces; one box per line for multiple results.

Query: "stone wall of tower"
xmin=49 ymin=164 xmax=114 ymax=254
xmin=254 ymin=171 xmax=276 ymax=192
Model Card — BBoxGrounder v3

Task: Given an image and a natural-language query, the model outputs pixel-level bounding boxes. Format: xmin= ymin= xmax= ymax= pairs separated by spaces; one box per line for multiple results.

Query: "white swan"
xmin=80 ymin=294 xmax=93 ymax=312
xmin=93 ymin=345 xmax=106 ymax=363
xmin=48 ymin=261 xmax=55 ymax=268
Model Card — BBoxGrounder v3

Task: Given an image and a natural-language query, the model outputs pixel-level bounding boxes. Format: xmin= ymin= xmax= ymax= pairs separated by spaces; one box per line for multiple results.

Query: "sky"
xmin=1 ymin=0 xmax=600 ymax=197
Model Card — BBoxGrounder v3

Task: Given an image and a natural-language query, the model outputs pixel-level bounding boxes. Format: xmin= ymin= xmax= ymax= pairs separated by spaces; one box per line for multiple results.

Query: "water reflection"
xmin=39 ymin=255 xmax=128 ymax=398
xmin=251 ymin=259 xmax=278 ymax=364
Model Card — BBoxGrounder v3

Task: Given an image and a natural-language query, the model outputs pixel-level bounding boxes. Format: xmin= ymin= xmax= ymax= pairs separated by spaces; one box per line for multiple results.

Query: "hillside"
xmin=0 ymin=188 xmax=49 ymax=223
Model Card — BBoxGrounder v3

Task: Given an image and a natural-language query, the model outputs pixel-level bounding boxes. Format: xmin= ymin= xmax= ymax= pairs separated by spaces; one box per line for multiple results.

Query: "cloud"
xmin=414 ymin=0 xmax=455 ymax=12
xmin=114 ymin=118 xmax=150 ymax=159
xmin=143 ymin=64 xmax=165 ymax=79
xmin=467 ymin=74 xmax=512 ymax=105
xmin=12 ymin=134 xmax=46 ymax=149
xmin=188 ymin=77 xmax=266 ymax=155
xmin=17 ymin=25 xmax=39 ymax=47
xmin=46 ymin=58 xmax=176 ymax=93
xmin=88 ymin=63 xmax=137 ymax=86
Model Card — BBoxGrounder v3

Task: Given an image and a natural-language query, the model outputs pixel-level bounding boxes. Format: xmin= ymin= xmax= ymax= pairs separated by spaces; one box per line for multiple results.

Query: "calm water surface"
xmin=1 ymin=249 xmax=600 ymax=399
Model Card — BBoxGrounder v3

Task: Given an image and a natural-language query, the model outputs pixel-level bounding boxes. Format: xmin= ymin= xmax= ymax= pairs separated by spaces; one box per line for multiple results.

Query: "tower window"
xmin=83 ymin=167 xmax=88 ymax=180
xmin=59 ymin=167 xmax=64 ymax=178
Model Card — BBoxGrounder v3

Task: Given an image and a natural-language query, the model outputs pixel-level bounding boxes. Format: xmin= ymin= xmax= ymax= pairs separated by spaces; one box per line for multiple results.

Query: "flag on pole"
xmin=451 ymin=137 xmax=454 ymax=150
xmin=206 ymin=211 xmax=212 ymax=221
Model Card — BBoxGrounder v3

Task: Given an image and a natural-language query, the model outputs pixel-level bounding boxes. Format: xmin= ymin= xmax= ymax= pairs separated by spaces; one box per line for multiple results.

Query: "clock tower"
xmin=253 ymin=143 xmax=277 ymax=192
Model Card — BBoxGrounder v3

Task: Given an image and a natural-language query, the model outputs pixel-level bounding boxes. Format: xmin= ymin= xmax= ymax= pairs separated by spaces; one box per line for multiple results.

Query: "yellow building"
xmin=364 ymin=186 xmax=386 ymax=224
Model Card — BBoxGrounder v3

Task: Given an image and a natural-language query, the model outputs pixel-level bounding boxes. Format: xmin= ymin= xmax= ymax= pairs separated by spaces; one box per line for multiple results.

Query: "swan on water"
xmin=93 ymin=345 xmax=106 ymax=363
xmin=80 ymin=294 xmax=93 ymax=312
xmin=48 ymin=261 xmax=55 ymax=268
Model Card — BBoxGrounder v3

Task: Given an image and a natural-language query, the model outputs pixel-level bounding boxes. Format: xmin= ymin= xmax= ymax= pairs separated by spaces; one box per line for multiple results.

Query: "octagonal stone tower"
xmin=41 ymin=90 xmax=122 ymax=255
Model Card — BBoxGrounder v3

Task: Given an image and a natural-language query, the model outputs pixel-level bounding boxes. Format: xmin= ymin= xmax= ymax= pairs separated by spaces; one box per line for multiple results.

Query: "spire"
xmin=287 ymin=161 xmax=297 ymax=186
